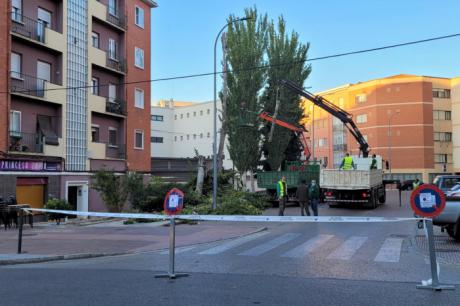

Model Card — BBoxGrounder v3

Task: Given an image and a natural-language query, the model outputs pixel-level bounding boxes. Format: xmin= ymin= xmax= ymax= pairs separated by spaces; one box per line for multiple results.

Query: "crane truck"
xmin=281 ymin=80 xmax=386 ymax=209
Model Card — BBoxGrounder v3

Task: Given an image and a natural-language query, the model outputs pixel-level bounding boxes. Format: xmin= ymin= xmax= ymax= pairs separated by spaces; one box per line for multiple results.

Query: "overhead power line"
xmin=2 ymin=33 xmax=459 ymax=95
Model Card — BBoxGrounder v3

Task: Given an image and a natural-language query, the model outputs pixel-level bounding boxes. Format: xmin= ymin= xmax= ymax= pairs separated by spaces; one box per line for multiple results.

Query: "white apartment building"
xmin=151 ymin=100 xmax=233 ymax=169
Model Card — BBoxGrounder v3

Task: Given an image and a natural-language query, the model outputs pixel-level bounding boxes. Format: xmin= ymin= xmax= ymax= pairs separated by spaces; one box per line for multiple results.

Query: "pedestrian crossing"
xmin=158 ymin=232 xmax=406 ymax=263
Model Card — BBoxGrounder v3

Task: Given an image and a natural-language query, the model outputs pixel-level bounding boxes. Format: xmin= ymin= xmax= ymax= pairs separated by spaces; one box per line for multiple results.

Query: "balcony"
xmin=90 ymin=0 xmax=126 ymax=31
xmin=106 ymin=98 xmax=126 ymax=115
xmin=88 ymin=142 xmax=126 ymax=159
xmin=10 ymin=73 xmax=66 ymax=105
xmin=89 ymin=47 xmax=126 ymax=74
xmin=9 ymin=132 xmax=44 ymax=154
xmin=10 ymin=12 xmax=65 ymax=52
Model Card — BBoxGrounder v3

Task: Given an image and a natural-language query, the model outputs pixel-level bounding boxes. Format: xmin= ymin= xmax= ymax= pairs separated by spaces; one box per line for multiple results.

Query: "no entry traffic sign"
xmin=164 ymin=188 xmax=185 ymax=216
xmin=410 ymin=184 xmax=446 ymax=218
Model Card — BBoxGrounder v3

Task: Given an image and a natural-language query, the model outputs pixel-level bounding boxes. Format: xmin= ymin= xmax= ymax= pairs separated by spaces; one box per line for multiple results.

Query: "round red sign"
xmin=163 ymin=188 xmax=185 ymax=216
xmin=410 ymin=184 xmax=446 ymax=218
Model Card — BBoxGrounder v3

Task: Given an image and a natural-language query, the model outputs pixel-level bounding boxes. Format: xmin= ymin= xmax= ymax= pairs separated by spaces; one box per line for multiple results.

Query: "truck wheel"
xmin=378 ymin=191 xmax=386 ymax=204
xmin=446 ymin=222 xmax=460 ymax=241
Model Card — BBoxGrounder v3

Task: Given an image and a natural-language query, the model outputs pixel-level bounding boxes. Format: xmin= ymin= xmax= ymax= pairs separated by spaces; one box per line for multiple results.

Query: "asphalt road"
xmin=1 ymin=190 xmax=459 ymax=305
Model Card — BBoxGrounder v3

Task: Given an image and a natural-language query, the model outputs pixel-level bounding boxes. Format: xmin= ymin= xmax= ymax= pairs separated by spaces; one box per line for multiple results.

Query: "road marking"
xmin=281 ymin=234 xmax=334 ymax=258
xmin=198 ymin=231 xmax=269 ymax=255
xmin=374 ymin=238 xmax=403 ymax=263
xmin=238 ymin=233 xmax=301 ymax=256
xmin=159 ymin=245 xmax=196 ymax=255
xmin=326 ymin=236 xmax=368 ymax=260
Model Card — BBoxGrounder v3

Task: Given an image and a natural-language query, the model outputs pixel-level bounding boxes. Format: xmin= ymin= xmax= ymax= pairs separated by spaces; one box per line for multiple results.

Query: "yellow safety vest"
xmin=278 ymin=181 xmax=286 ymax=197
xmin=343 ymin=156 xmax=353 ymax=170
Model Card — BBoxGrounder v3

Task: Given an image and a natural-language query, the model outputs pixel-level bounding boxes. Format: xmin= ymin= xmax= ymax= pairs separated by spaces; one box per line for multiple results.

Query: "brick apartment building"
xmin=306 ymin=74 xmax=460 ymax=183
xmin=0 ymin=0 xmax=156 ymax=211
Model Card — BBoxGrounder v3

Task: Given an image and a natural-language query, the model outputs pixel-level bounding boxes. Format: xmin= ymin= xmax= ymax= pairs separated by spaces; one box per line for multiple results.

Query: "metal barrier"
xmin=20 ymin=208 xmax=455 ymax=290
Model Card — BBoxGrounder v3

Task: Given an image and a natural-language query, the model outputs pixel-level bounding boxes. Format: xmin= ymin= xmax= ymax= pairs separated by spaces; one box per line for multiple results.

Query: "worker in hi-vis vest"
xmin=276 ymin=176 xmax=288 ymax=216
xmin=340 ymin=153 xmax=355 ymax=170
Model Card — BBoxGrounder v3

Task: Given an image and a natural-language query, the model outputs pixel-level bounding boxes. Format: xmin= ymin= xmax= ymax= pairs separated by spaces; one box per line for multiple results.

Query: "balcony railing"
xmin=11 ymin=12 xmax=48 ymax=44
xmin=106 ymin=143 xmax=126 ymax=159
xmin=106 ymin=51 xmax=126 ymax=73
xmin=10 ymin=72 xmax=46 ymax=98
xmin=9 ymin=132 xmax=44 ymax=153
xmin=333 ymin=144 xmax=348 ymax=152
xmin=106 ymin=7 xmax=126 ymax=30
xmin=106 ymin=98 xmax=126 ymax=115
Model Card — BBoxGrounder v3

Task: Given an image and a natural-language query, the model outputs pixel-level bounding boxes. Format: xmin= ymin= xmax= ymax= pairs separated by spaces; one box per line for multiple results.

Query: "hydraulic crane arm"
xmin=258 ymin=112 xmax=311 ymax=161
xmin=281 ymin=79 xmax=370 ymax=157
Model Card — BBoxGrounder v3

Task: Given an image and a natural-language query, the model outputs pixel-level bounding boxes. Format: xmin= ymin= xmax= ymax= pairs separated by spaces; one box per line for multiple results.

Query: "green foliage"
xmin=91 ymin=169 xmax=128 ymax=212
xmin=125 ymin=172 xmax=146 ymax=209
xmin=44 ymin=198 xmax=72 ymax=224
xmin=225 ymin=7 xmax=268 ymax=173
xmin=262 ymin=16 xmax=311 ymax=170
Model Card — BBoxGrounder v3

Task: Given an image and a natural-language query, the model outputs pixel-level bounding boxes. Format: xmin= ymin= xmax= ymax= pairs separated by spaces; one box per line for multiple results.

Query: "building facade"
xmin=151 ymin=99 xmax=234 ymax=169
xmin=307 ymin=74 xmax=460 ymax=183
xmin=0 ymin=0 xmax=156 ymax=211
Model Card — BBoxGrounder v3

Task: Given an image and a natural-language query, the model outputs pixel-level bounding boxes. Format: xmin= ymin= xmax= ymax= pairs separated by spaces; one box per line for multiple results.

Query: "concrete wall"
xmin=150 ymin=106 xmax=174 ymax=157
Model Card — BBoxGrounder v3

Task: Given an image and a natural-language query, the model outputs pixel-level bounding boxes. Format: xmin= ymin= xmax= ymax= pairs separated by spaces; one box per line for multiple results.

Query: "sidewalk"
xmin=0 ymin=220 xmax=265 ymax=265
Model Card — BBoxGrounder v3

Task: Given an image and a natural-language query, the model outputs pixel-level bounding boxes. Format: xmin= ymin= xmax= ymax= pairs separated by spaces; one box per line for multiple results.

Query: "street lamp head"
xmin=234 ymin=16 xmax=253 ymax=22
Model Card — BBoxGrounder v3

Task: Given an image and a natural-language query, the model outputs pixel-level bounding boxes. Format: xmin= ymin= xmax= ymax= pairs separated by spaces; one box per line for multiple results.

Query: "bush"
xmin=44 ymin=198 xmax=72 ymax=225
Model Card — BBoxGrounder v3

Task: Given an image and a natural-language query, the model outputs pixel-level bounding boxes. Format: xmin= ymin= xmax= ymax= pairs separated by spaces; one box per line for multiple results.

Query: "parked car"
xmin=445 ymin=184 xmax=460 ymax=197
xmin=432 ymin=175 xmax=460 ymax=241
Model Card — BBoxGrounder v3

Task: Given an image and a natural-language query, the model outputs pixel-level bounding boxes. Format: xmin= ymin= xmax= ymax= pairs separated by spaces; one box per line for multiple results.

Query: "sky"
xmin=150 ymin=0 xmax=460 ymax=104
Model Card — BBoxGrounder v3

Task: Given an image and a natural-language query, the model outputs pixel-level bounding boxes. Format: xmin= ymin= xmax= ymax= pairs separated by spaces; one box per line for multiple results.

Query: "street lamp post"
xmin=213 ymin=17 xmax=251 ymax=210
xmin=387 ymin=110 xmax=400 ymax=174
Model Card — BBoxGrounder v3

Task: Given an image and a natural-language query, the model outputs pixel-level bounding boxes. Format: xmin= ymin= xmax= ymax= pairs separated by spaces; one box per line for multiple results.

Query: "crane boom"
xmin=281 ymin=79 xmax=370 ymax=157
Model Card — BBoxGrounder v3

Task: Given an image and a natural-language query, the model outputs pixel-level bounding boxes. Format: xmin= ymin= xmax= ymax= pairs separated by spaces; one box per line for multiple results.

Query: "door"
xmin=68 ymin=186 xmax=78 ymax=211
xmin=37 ymin=8 xmax=51 ymax=42
xmin=108 ymin=84 xmax=116 ymax=102
xmin=108 ymin=39 xmax=117 ymax=60
xmin=37 ymin=61 xmax=51 ymax=93
xmin=16 ymin=185 xmax=45 ymax=209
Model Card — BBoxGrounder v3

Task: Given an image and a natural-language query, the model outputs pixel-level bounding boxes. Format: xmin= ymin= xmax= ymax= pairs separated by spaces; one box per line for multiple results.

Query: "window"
xmin=91 ymin=126 xmax=100 ymax=142
xmin=318 ymin=138 xmax=328 ymax=147
xmin=135 ymin=47 xmax=144 ymax=69
xmin=186 ymin=135 xmax=190 ymax=140
xmin=134 ymin=130 xmax=144 ymax=149
xmin=91 ymin=77 xmax=99 ymax=95
xmin=151 ymin=115 xmax=164 ymax=121
xmin=108 ymin=0 xmax=118 ymax=16
xmin=193 ymin=111 xmax=196 ymax=117
xmin=180 ymin=114 xmax=183 ymax=119
xmin=193 ymin=134 xmax=196 ymax=139
xmin=12 ymin=0 xmax=22 ymax=22
xmin=207 ymin=109 xmax=210 ymax=115
xmin=200 ymin=110 xmax=203 ymax=116
xmin=180 ymin=136 xmax=183 ymax=141
xmin=150 ymin=137 xmax=163 ymax=143
xmin=134 ymin=88 xmax=144 ymax=109
xmin=200 ymin=133 xmax=203 ymax=139
xmin=355 ymin=94 xmax=367 ymax=103
xmin=9 ymin=111 xmax=21 ymax=136
xmin=10 ymin=53 xmax=21 ymax=79
xmin=108 ymin=84 xmax=117 ymax=102
xmin=174 ymin=136 xmax=177 ymax=141
xmin=434 ymin=132 xmax=452 ymax=142
xmin=435 ymin=154 xmax=448 ymax=164
xmin=108 ymin=39 xmax=117 ymax=60
xmin=432 ymin=88 xmax=451 ymax=99
xmin=37 ymin=8 xmax=51 ymax=42
xmin=187 ymin=113 xmax=190 ymax=118
xmin=135 ymin=6 xmax=144 ymax=28
xmin=433 ymin=110 xmax=451 ymax=120
xmin=92 ymin=32 xmax=100 ymax=48
xmin=207 ymin=132 xmax=210 ymax=138
xmin=108 ymin=128 xmax=117 ymax=147
xmin=356 ymin=114 xmax=367 ymax=123
xmin=174 ymin=115 xmax=177 ymax=120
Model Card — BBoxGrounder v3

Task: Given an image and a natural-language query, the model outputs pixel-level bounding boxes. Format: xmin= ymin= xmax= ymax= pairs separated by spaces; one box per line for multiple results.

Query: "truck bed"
xmin=320 ymin=169 xmax=383 ymax=190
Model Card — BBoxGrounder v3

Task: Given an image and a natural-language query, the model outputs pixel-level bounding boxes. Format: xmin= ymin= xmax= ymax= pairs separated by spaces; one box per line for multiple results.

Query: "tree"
xmin=225 ymin=7 xmax=268 ymax=179
xmin=261 ymin=17 xmax=311 ymax=170
xmin=92 ymin=169 xmax=128 ymax=212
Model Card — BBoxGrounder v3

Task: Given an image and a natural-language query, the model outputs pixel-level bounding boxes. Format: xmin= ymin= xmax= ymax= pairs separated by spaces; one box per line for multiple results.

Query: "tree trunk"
xmin=217 ymin=33 xmax=228 ymax=173
xmin=195 ymin=156 xmax=205 ymax=195
xmin=250 ymin=170 xmax=256 ymax=192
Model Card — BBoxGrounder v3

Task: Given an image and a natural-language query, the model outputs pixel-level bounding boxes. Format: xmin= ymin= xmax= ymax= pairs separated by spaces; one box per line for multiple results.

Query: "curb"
xmin=0 ymin=252 xmax=128 ymax=266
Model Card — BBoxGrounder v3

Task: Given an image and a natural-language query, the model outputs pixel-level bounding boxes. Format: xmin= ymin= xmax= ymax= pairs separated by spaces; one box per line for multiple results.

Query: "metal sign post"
xmin=155 ymin=189 xmax=188 ymax=280
xmin=409 ymin=185 xmax=455 ymax=291
xmin=416 ymin=219 xmax=454 ymax=291
xmin=17 ymin=208 xmax=24 ymax=254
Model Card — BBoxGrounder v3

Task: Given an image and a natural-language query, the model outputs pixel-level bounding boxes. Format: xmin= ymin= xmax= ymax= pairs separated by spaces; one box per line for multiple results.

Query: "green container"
xmin=257 ymin=163 xmax=320 ymax=191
